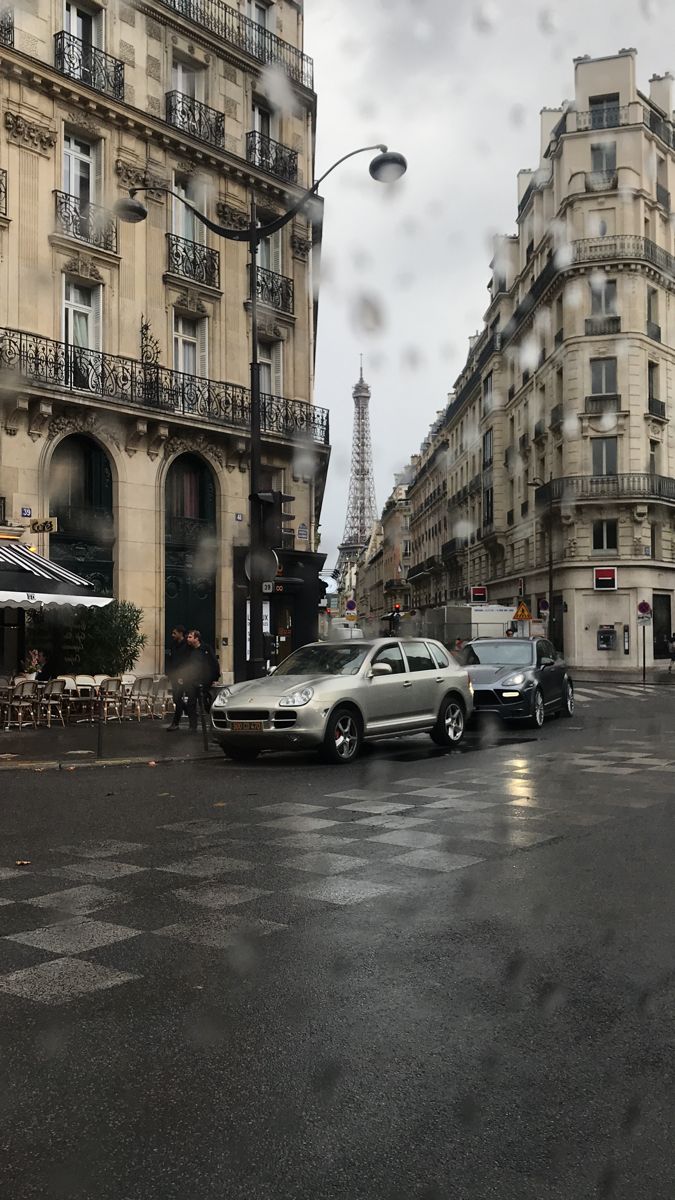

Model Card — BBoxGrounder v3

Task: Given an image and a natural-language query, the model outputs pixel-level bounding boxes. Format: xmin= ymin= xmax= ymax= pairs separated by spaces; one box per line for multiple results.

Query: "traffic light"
xmin=393 ymin=603 xmax=401 ymax=626
xmin=256 ymin=490 xmax=295 ymax=549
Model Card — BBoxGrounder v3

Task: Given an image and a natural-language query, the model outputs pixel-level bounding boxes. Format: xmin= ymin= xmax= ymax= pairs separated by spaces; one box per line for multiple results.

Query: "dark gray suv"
xmin=460 ymin=637 xmax=574 ymax=728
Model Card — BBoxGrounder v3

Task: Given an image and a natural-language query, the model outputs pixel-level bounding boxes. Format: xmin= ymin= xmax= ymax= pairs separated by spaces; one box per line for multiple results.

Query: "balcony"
xmin=165 ymin=515 xmax=216 ymax=547
xmin=54 ymin=32 xmax=124 ymax=101
xmin=246 ymin=131 xmax=298 ymax=184
xmin=167 ymin=234 xmax=220 ymax=288
xmin=657 ymin=182 xmax=671 ymax=211
xmin=575 ymin=105 xmax=629 ymax=131
xmin=536 ymin=473 xmax=675 ymax=506
xmin=0 ymin=167 xmax=6 ymax=217
xmin=0 ymin=7 xmax=12 ymax=48
xmin=165 ymin=91 xmax=224 ymax=150
xmin=647 ymin=320 xmax=662 ymax=341
xmin=0 ymin=326 xmax=330 ymax=445
xmin=54 ymin=191 xmax=117 ymax=254
xmin=256 ymin=266 xmax=294 ymax=314
xmin=550 ymin=404 xmax=563 ymax=431
xmin=534 ymin=418 xmax=546 ymax=441
xmin=441 ymin=538 xmax=463 ymax=561
xmin=585 ymin=315 xmax=621 ymax=336
xmin=648 ymin=397 xmax=667 ymax=420
xmin=584 ymin=393 xmax=621 ymax=415
xmin=507 ymin=509 xmax=514 ymax=526
xmin=52 ymin=505 xmax=115 ymax=544
xmin=156 ymin=0 xmax=313 ymax=90
xmin=468 ymin=474 xmax=481 ymax=495
xmin=585 ymin=170 xmax=618 ymax=192
xmin=519 ymin=432 xmax=530 ymax=453
xmin=407 ymin=559 xmax=429 ymax=580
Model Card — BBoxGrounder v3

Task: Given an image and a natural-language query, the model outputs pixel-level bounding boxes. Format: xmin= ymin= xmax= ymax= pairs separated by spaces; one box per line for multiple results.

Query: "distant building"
xmin=405 ymin=49 xmax=675 ymax=671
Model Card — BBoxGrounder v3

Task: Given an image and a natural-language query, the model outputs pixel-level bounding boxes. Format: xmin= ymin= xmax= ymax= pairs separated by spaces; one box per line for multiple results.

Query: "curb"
xmin=0 ymin=752 xmax=221 ymax=772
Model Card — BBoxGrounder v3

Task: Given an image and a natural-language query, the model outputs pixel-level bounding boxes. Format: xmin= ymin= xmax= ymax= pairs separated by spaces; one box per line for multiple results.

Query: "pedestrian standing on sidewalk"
xmin=668 ymin=632 xmax=675 ymax=673
xmin=166 ymin=625 xmax=193 ymax=731
xmin=186 ymin=629 xmax=220 ymax=724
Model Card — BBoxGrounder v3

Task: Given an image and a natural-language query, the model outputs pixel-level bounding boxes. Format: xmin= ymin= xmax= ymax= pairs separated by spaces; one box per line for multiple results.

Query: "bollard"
xmin=96 ymin=686 xmax=105 ymax=759
xmin=197 ymin=689 xmax=209 ymax=753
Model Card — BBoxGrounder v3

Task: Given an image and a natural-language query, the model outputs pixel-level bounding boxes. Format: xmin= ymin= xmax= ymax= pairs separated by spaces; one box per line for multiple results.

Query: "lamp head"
xmin=114 ymin=191 xmax=149 ymax=223
xmin=369 ymin=148 xmax=407 ymax=183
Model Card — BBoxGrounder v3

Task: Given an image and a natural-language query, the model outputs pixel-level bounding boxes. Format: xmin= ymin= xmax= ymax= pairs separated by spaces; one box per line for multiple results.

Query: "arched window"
xmin=164 ymin=454 xmax=217 ymax=656
xmin=49 ymin=434 xmax=114 ymax=592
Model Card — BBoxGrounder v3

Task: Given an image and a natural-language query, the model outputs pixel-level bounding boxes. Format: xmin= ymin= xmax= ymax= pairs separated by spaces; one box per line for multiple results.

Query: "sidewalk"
xmin=572 ymin=666 xmax=675 ymax=685
xmin=0 ymin=718 xmax=220 ymax=770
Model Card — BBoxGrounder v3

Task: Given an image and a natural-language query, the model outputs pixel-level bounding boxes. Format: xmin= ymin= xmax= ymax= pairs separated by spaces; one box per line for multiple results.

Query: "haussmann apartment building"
xmin=0 ymin=0 xmax=328 ymax=680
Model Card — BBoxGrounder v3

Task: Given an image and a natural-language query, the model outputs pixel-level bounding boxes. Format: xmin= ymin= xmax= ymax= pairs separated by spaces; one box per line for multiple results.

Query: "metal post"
xmin=248 ymin=196 xmax=265 ymax=681
xmin=642 ymin=623 xmax=646 ymax=687
xmin=96 ymin=686 xmax=104 ymax=759
xmin=197 ymin=688 xmax=209 ymax=752
xmin=548 ymin=473 xmax=554 ymax=644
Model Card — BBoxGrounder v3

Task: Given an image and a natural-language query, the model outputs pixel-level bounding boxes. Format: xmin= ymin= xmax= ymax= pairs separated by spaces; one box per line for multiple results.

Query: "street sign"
xmin=594 ymin=567 xmax=617 ymax=590
xmin=513 ymin=600 xmax=533 ymax=621
xmin=297 ymin=522 xmax=309 ymax=541
xmin=637 ymin=601 xmax=652 ymax=627
xmin=345 ymin=612 xmax=357 ymax=622
xmin=345 ymin=599 xmax=357 ymax=612
xmin=637 ymin=613 xmax=652 ymax=626
xmin=471 ymin=586 xmax=488 ymax=603
xmin=262 ymin=581 xmax=273 ymax=594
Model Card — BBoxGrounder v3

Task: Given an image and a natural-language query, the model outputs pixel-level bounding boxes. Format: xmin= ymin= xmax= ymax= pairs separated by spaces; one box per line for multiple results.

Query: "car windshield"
xmin=463 ymin=641 xmax=535 ymax=667
xmin=273 ymin=644 xmax=371 ymax=677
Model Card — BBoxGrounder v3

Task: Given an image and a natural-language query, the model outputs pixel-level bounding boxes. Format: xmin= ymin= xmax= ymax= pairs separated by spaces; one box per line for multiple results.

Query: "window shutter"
xmin=270 ymin=229 xmax=282 ymax=275
xmin=197 ymin=318 xmax=208 ymax=378
xmin=93 ymin=139 xmax=103 ymax=206
xmin=91 ymin=285 xmax=102 ymax=351
xmin=271 ymin=341 xmax=282 ymax=397
xmin=92 ymin=5 xmax=103 ymax=49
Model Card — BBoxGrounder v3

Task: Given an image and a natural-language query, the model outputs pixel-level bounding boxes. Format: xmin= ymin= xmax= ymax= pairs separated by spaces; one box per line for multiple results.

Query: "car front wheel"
xmin=321 ymin=707 xmax=362 ymax=764
xmin=561 ymin=679 xmax=575 ymax=717
xmin=430 ymin=695 xmax=466 ymax=747
xmin=529 ymin=687 xmax=545 ymax=729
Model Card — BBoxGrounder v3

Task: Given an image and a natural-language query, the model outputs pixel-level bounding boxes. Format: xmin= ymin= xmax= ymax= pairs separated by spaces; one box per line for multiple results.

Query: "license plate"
xmin=230 ymin=720 xmax=264 ymax=732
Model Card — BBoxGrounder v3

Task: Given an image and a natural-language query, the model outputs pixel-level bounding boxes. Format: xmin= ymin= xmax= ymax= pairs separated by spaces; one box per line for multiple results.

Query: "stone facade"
xmin=0 ymin=0 xmax=327 ymax=680
xmin=405 ymin=50 xmax=675 ymax=671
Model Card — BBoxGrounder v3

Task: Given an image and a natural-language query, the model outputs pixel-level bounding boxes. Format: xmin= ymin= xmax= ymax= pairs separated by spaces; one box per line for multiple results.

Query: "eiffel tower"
xmin=334 ymin=360 xmax=378 ymax=597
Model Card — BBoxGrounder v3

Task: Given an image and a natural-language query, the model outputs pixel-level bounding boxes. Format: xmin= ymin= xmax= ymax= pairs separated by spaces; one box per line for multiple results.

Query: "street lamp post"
xmin=528 ymin=473 xmax=555 ymax=642
xmin=116 ymin=145 xmax=407 ymax=678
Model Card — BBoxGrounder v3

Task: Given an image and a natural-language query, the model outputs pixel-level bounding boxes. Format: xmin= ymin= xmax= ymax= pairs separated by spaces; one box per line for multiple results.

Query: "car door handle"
xmin=403 ymin=680 xmax=412 ymax=687
xmin=435 ymin=676 xmax=443 ymax=682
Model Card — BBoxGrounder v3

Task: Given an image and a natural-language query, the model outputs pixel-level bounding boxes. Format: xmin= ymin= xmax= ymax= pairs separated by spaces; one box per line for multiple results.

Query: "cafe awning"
xmin=0 ymin=539 xmax=113 ymax=609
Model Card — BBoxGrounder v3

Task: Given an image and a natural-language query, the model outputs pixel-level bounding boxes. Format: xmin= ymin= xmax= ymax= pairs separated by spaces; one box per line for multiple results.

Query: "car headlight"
xmin=502 ymin=672 xmax=526 ymax=687
xmin=212 ymin=687 xmax=232 ymax=708
xmin=279 ymin=687 xmax=314 ymax=707
xmin=468 ymin=680 xmax=474 ymax=695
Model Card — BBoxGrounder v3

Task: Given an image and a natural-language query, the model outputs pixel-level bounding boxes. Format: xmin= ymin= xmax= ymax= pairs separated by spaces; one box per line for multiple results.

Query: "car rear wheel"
xmin=430 ymin=694 xmax=466 ymax=747
xmin=528 ymin=687 xmax=545 ymax=729
xmin=223 ymin=745 xmax=260 ymax=762
xmin=321 ymin=707 xmax=362 ymax=764
xmin=561 ymin=679 xmax=574 ymax=717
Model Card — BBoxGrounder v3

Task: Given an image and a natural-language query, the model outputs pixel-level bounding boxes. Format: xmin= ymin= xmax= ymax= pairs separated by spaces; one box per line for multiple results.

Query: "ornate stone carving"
xmin=63 ymin=254 xmax=104 ymax=282
xmin=291 ymin=233 xmax=312 ymax=260
xmin=114 ymin=159 xmax=168 ymax=201
xmin=28 ymin=400 xmax=53 ymax=442
xmin=65 ymin=109 xmax=102 ymax=138
xmin=125 ymin=418 xmax=147 ymax=457
xmin=174 ymin=289 xmax=207 ymax=315
xmin=215 ymin=201 xmax=249 ymax=231
xmin=4 ymin=395 xmax=28 ymax=436
xmin=48 ymin=412 xmax=98 ymax=441
xmin=4 ymin=112 xmax=57 ymax=156
xmin=148 ymin=422 xmax=169 ymax=461
xmin=164 ymin=435 xmax=226 ymax=468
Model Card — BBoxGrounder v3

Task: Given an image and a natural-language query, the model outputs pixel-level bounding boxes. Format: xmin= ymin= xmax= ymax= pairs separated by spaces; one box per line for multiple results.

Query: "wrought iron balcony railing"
xmin=575 ymin=105 xmax=630 ymax=131
xmin=0 ymin=327 xmax=330 ymax=445
xmin=585 ymin=170 xmax=618 ymax=192
xmin=584 ymin=393 xmax=621 ymax=414
xmin=165 ymin=91 xmax=224 ymax=150
xmin=51 ymin=505 xmax=115 ymax=543
xmin=157 ymin=0 xmax=313 ymax=89
xmin=519 ymin=432 xmax=530 ymax=452
xmin=256 ymin=265 xmax=294 ymax=314
xmin=54 ymin=191 xmax=117 ymax=253
xmin=536 ymin=473 xmax=675 ymax=506
xmin=54 ymin=32 xmax=124 ymax=101
xmin=534 ymin=418 xmax=546 ymax=440
xmin=0 ymin=6 xmax=12 ymax=48
xmin=167 ymin=233 xmax=220 ymax=288
xmin=585 ymin=315 xmax=621 ymax=336
xmin=0 ymin=167 xmax=6 ymax=217
xmin=648 ymin=397 xmax=667 ymax=420
xmin=246 ymin=131 xmax=298 ymax=184
xmin=550 ymin=404 xmax=563 ymax=430
xmin=165 ymin=515 xmax=216 ymax=545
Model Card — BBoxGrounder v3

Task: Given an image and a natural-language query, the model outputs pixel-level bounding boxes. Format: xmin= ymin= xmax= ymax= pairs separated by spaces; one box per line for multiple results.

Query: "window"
xmin=252 ymin=100 xmax=272 ymax=139
xmin=482 ymin=372 xmax=493 ymax=414
xmin=590 ymin=357 xmax=617 ymax=395
xmin=592 ymin=437 xmax=617 ymax=476
xmin=63 ymin=280 xmax=100 ymax=350
xmin=482 ymin=428 xmax=493 ymax=468
xmin=590 ymin=278 xmax=617 ymax=315
xmin=259 ymin=229 xmax=281 ymax=274
xmin=173 ymin=313 xmax=207 ymax=377
xmin=428 ymin=642 xmax=450 ymax=668
xmin=648 ymin=360 xmax=659 ymax=399
xmin=372 ymin=644 xmax=405 ymax=674
xmin=649 ymin=439 xmax=659 ymax=475
xmin=403 ymin=641 xmax=435 ymax=672
xmin=64 ymin=1 xmax=101 ymax=47
xmin=402 ymin=540 xmax=411 ymax=558
xmin=536 ymin=639 xmax=556 ymax=664
xmin=592 ymin=519 xmax=618 ymax=551
xmin=172 ymin=59 xmax=202 ymax=102
xmin=590 ymin=142 xmax=616 ymax=173
xmin=63 ymin=133 xmax=97 ymax=205
xmin=172 ymin=175 xmax=202 ymax=243
xmin=483 ymin=486 xmax=494 ymax=525
xmin=258 ymin=340 xmax=282 ymax=396
xmin=589 ymin=94 xmax=620 ymax=129
xmin=647 ymin=287 xmax=659 ymax=325
xmin=246 ymin=0 xmax=268 ymax=26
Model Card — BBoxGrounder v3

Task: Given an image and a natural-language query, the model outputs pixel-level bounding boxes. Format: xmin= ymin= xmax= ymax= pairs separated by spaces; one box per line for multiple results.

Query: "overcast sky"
xmin=303 ymin=0 xmax=675 ymax=571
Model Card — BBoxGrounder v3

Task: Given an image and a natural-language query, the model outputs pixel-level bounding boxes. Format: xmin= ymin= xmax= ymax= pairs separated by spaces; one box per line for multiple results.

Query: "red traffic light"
xmin=394 ymin=603 xmax=401 ymax=612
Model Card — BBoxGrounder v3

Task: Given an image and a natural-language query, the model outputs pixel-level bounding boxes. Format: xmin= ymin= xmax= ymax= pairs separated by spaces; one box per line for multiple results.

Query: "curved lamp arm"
xmin=124 ymin=143 xmax=394 ymax=243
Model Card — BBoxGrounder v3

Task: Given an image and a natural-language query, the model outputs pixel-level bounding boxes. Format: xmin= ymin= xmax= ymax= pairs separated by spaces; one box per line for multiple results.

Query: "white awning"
xmin=0 ymin=539 xmax=113 ymax=609
xmin=0 ymin=589 xmax=112 ymax=610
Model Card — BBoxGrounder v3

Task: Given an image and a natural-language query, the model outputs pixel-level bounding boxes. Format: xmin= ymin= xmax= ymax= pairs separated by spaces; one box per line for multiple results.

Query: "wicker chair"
xmin=3 ymin=679 xmax=38 ymax=730
xmin=39 ymin=679 xmax=66 ymax=728
xmin=127 ymin=675 xmax=155 ymax=721
xmin=95 ymin=677 xmax=123 ymax=723
xmin=150 ymin=675 xmax=172 ymax=720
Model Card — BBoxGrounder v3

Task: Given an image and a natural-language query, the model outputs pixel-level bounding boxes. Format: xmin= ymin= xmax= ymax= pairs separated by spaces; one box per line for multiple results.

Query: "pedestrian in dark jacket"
xmin=166 ymin=625 xmax=193 ymax=731
xmin=186 ymin=629 xmax=220 ymax=720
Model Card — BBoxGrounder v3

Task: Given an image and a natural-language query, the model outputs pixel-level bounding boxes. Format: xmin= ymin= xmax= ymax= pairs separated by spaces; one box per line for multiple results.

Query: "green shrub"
xmin=28 ymin=600 xmax=147 ymax=676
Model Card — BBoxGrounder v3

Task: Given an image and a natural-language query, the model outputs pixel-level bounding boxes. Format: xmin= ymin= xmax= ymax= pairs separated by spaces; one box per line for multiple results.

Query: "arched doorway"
xmin=165 ymin=454 xmax=217 ymax=655
xmin=49 ymin=434 xmax=114 ymax=592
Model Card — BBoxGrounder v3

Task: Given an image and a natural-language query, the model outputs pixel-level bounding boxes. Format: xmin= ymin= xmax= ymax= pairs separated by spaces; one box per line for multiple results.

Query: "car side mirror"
xmin=266 ymin=665 xmax=277 ymax=676
xmin=370 ymin=662 xmax=393 ymax=677
xmin=541 ymin=657 xmax=555 ymax=668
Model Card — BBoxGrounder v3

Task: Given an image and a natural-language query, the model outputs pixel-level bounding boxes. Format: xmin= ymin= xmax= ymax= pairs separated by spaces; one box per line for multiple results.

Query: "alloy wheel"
xmin=444 ymin=701 xmax=465 ymax=743
xmin=533 ymin=689 xmax=545 ymax=727
xmin=334 ymin=713 xmax=359 ymax=760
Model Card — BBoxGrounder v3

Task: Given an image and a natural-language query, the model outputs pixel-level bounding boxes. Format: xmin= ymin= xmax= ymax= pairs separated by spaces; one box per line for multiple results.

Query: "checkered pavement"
xmin=0 ymin=758 xmax=669 ymax=1006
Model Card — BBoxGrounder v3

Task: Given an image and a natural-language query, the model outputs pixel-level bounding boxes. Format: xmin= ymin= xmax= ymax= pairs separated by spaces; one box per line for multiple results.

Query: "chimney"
xmin=649 ymin=72 xmax=673 ymax=116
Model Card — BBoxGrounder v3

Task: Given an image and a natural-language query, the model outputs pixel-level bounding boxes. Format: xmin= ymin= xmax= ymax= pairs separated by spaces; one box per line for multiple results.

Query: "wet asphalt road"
xmin=1 ymin=686 xmax=674 ymax=1199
